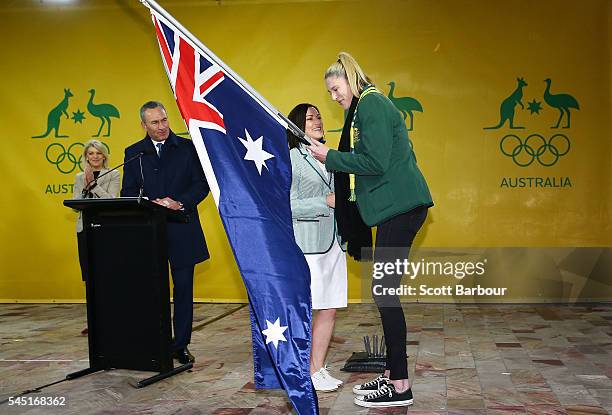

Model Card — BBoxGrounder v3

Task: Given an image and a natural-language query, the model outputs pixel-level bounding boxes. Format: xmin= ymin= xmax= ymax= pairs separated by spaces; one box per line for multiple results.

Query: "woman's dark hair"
xmin=287 ymin=103 xmax=319 ymax=150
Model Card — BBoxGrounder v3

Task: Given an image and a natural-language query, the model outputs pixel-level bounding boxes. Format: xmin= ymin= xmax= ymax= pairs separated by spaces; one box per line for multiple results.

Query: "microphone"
xmin=138 ymin=151 xmax=146 ymax=200
xmin=82 ymin=150 xmax=152 ymax=198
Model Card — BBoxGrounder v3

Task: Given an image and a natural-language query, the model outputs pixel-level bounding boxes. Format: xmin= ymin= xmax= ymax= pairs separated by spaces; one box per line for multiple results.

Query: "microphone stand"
xmin=82 ymin=152 xmax=146 ymax=198
xmin=137 ymin=154 xmax=145 ymax=202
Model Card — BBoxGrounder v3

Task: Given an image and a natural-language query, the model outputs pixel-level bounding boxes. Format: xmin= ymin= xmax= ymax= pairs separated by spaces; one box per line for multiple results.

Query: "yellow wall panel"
xmin=0 ymin=0 xmax=609 ymax=302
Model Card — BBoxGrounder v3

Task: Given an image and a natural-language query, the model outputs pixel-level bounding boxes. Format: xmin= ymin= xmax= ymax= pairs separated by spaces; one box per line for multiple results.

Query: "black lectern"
xmin=63 ymin=197 xmax=192 ymax=387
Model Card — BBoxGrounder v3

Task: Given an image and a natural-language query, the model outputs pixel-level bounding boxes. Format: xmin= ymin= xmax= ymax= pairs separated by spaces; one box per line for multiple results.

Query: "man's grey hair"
xmin=139 ymin=101 xmax=166 ymax=121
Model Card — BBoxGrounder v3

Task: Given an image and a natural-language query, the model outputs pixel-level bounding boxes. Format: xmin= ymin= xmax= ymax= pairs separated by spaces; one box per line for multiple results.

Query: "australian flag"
xmin=147 ymin=4 xmax=318 ymax=415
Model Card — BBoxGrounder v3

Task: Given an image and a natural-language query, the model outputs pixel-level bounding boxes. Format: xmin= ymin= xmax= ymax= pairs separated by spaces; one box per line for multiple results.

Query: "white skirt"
xmin=305 ymin=239 xmax=348 ymax=310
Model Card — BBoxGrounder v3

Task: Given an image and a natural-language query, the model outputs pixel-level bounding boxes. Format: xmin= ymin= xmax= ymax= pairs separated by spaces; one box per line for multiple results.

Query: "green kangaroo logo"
xmin=87 ymin=89 xmax=120 ymax=137
xmin=543 ymin=78 xmax=580 ymax=129
xmin=32 ymin=88 xmax=73 ymax=138
xmin=387 ymin=81 xmax=423 ymax=131
xmin=484 ymin=77 xmax=527 ymax=130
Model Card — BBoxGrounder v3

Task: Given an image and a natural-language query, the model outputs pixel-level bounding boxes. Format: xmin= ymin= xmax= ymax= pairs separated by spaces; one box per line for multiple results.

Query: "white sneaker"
xmin=311 ymin=369 xmax=339 ymax=392
xmin=320 ymin=367 xmax=343 ymax=386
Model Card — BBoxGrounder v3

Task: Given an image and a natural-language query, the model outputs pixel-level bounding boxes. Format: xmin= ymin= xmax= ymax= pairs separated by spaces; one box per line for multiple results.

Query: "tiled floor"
xmin=1 ymin=303 xmax=611 ymax=414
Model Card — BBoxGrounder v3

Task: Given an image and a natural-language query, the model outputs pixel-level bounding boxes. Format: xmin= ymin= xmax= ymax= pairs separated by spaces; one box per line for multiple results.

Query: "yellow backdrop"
xmin=0 ymin=0 xmax=610 ymax=302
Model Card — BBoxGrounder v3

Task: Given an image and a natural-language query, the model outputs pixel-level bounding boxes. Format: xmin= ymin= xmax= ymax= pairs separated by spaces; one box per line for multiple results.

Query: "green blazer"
xmin=326 ymin=91 xmax=433 ymax=226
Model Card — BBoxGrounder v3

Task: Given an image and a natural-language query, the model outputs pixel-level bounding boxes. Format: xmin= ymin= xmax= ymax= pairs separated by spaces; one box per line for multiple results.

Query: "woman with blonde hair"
xmin=72 ymin=140 xmax=121 ymax=281
xmin=310 ymin=52 xmax=433 ymax=408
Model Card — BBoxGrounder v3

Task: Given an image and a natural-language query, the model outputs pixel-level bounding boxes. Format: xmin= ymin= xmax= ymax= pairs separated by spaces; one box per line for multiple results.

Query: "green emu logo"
xmin=543 ymin=78 xmax=580 ymax=128
xmin=86 ymin=89 xmax=121 ymax=137
xmin=386 ymin=81 xmax=423 ymax=131
xmin=483 ymin=77 xmax=579 ymax=167
xmin=327 ymin=80 xmax=424 ymax=133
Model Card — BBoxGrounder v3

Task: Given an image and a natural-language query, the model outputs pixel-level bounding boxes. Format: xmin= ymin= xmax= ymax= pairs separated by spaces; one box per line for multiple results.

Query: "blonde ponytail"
xmin=324 ymin=51 xmax=373 ymax=97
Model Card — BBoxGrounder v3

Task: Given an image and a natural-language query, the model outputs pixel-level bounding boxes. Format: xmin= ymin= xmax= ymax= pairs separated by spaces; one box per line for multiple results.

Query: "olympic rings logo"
xmin=500 ymin=134 xmax=570 ymax=167
xmin=45 ymin=142 xmax=110 ymax=174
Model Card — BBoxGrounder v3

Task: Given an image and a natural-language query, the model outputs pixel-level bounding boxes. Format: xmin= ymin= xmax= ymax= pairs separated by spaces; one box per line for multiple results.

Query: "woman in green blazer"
xmin=310 ymin=52 xmax=433 ymax=408
xmin=288 ymin=103 xmax=347 ymax=393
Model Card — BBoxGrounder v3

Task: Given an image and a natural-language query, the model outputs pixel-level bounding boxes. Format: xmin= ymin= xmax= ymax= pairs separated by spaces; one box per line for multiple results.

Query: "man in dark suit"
xmin=121 ymin=101 xmax=209 ymax=364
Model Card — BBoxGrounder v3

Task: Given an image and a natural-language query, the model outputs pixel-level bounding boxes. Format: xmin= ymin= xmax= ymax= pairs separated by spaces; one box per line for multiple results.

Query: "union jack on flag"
xmin=147 ymin=4 xmax=318 ymax=415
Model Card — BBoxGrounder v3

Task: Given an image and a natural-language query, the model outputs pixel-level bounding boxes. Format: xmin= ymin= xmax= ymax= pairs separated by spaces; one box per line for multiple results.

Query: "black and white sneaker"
xmin=354 ymin=384 xmax=414 ymax=408
xmin=352 ymin=375 xmax=389 ymax=396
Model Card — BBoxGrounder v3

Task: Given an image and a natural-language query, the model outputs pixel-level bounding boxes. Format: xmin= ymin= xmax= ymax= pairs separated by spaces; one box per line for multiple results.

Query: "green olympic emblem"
xmin=45 ymin=142 xmax=110 ymax=174
xmin=500 ymin=133 xmax=570 ymax=167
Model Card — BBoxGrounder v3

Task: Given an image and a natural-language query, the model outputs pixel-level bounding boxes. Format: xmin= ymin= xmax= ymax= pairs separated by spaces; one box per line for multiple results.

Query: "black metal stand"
xmin=135 ymin=362 xmax=193 ymax=388
xmin=66 ymin=367 xmax=103 ymax=380
xmin=67 ymin=363 xmax=193 ymax=388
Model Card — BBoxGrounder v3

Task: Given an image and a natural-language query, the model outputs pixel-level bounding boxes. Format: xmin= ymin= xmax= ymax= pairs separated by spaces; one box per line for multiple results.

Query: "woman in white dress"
xmin=287 ymin=103 xmax=348 ymax=392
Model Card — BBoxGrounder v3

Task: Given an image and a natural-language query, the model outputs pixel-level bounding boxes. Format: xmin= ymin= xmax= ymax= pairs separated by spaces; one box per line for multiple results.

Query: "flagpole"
xmin=139 ymin=0 xmax=310 ymax=145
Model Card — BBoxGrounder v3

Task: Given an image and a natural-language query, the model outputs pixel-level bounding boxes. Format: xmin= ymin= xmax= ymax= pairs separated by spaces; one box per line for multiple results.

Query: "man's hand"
xmin=308 ymin=139 xmax=330 ymax=163
xmin=154 ymin=197 xmax=183 ymax=210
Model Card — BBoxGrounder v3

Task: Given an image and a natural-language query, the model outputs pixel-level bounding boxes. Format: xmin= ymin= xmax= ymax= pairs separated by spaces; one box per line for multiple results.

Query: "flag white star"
xmin=238 ymin=129 xmax=274 ymax=175
xmin=261 ymin=317 xmax=288 ymax=349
